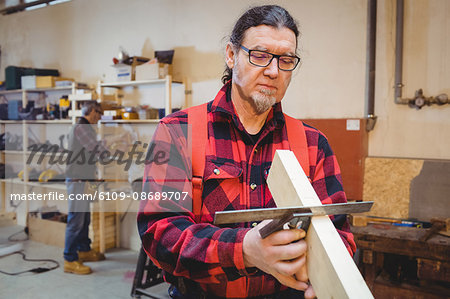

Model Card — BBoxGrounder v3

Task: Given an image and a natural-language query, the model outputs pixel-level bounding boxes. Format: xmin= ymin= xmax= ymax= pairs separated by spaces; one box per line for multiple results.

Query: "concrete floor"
xmin=0 ymin=225 xmax=170 ymax=299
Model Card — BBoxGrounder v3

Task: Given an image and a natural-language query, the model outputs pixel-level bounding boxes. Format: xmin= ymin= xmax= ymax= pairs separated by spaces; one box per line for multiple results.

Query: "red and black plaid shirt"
xmin=138 ymin=82 xmax=356 ymax=298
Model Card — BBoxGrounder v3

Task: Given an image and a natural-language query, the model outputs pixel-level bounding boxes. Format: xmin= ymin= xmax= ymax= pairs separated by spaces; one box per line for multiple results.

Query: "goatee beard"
xmin=251 ymin=89 xmax=276 ymax=114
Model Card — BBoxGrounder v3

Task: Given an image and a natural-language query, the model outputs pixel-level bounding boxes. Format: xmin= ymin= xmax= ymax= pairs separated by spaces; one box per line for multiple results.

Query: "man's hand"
xmin=243 ymin=220 xmax=312 ymax=293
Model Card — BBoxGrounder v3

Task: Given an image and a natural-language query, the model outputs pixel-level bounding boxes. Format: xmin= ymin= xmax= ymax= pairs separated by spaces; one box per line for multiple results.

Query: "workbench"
xmin=352 ymin=223 xmax=450 ymax=298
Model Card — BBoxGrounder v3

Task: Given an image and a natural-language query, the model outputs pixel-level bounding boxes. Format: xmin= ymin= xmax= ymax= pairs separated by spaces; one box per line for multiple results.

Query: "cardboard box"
xmin=28 ymin=211 xmax=116 ymax=251
xmin=135 ymin=62 xmax=159 ymax=80
xmin=135 ymin=62 xmax=172 ymax=80
xmin=159 ymin=63 xmax=173 ymax=78
xmin=28 ymin=214 xmax=66 ymax=248
xmin=36 ymin=76 xmax=73 ymax=88
xmin=21 ymin=75 xmax=37 ymax=89
xmin=112 ymin=64 xmax=132 ymax=82
xmin=21 ymin=76 xmax=74 ymax=89
xmin=36 ymin=76 xmax=54 ymax=88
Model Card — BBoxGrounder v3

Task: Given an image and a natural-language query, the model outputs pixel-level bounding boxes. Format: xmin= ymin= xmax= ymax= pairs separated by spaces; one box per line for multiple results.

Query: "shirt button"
xmin=213 ymin=168 xmax=220 ymax=175
xmin=250 ymin=183 xmax=257 ymax=190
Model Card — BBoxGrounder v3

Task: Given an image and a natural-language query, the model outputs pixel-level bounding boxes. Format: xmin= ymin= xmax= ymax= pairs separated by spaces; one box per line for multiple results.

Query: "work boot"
xmin=64 ymin=260 xmax=92 ymax=275
xmin=78 ymin=249 xmax=106 ymax=262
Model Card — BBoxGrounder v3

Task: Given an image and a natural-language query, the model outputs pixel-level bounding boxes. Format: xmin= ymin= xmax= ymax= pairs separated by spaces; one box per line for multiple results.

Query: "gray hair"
xmin=222 ymin=5 xmax=300 ymax=83
xmin=81 ymin=101 xmax=102 ymax=116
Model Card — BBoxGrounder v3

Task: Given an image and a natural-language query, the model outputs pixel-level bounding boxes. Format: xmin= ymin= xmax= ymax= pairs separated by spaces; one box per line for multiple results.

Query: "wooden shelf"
xmin=25 ymin=150 xmax=67 ymax=157
xmin=99 ymin=119 xmax=160 ymax=124
xmin=100 ymin=79 xmax=183 ymax=88
xmin=0 ymin=120 xmax=23 ymax=124
xmin=24 ymin=86 xmax=73 ymax=92
xmin=0 ymin=84 xmax=90 ymax=95
xmin=0 ymin=89 xmax=22 ymax=95
xmin=68 ymin=93 xmax=96 ymax=101
xmin=0 ymin=178 xmax=22 ymax=183
xmin=26 ymin=180 xmax=66 ymax=190
xmin=24 ymin=119 xmax=72 ymax=124
xmin=1 ymin=150 xmax=24 ymax=154
xmin=0 ymin=178 xmax=66 ymax=190
xmin=0 ymin=119 xmax=72 ymax=124
xmin=100 ymin=79 xmax=167 ymax=88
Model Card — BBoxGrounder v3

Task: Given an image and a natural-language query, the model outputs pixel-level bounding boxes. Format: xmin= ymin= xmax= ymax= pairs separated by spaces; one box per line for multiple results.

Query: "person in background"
xmin=138 ymin=5 xmax=354 ymax=298
xmin=63 ymin=101 xmax=126 ymax=274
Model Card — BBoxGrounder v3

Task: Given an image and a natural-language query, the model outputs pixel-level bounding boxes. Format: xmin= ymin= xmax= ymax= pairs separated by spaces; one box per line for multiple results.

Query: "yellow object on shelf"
xmin=38 ymin=169 xmax=59 ymax=182
xmin=122 ymin=112 xmax=138 ymax=120
xmin=59 ymin=97 xmax=70 ymax=108
xmin=18 ymin=169 xmax=25 ymax=180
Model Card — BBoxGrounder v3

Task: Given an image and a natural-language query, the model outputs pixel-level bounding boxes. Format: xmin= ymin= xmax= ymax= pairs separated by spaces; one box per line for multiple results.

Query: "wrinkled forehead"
xmin=241 ymin=25 xmax=298 ymax=53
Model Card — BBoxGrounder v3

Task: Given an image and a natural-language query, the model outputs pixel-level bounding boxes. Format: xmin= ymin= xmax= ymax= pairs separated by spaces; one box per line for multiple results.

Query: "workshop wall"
xmin=1 ymin=0 xmax=448 ymax=160
xmin=369 ymin=0 xmax=450 ymax=160
xmin=1 ymin=0 xmax=449 ymax=249
xmin=0 ymin=0 xmax=366 ymax=115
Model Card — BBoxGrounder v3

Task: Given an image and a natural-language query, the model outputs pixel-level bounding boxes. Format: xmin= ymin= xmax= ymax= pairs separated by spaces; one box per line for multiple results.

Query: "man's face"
xmin=93 ymin=108 xmax=102 ymax=124
xmin=226 ymin=25 xmax=297 ymax=114
xmin=87 ymin=108 xmax=102 ymax=124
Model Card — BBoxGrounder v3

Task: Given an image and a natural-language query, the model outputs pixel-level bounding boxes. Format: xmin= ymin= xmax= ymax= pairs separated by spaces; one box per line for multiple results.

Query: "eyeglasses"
xmin=240 ymin=45 xmax=300 ymax=71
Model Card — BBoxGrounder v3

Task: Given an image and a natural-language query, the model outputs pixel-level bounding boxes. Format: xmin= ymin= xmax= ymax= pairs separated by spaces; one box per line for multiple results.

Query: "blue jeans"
xmin=64 ymin=180 xmax=92 ymax=262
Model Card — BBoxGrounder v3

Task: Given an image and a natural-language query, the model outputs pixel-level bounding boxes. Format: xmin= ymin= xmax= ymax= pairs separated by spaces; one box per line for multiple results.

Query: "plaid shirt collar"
xmin=210 ymin=80 xmax=286 ymax=134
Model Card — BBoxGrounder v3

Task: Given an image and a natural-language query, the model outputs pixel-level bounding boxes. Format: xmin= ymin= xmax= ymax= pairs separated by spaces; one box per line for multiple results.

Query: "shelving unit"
xmin=1 ymin=76 xmax=187 ymax=251
xmin=0 ymin=177 xmax=66 ymax=191
xmin=100 ymin=78 xmax=166 ymax=87
xmin=94 ymin=75 xmax=184 ymax=252
xmin=25 ymin=119 xmax=73 ymax=124
xmin=98 ymin=75 xmax=179 ymax=119
xmin=0 ymin=83 xmax=92 ymax=223
xmin=99 ymin=119 xmax=160 ymax=124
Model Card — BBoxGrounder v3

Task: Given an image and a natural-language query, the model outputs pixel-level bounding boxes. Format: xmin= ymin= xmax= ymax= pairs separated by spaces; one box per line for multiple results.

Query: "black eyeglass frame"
xmin=240 ymin=45 xmax=300 ymax=71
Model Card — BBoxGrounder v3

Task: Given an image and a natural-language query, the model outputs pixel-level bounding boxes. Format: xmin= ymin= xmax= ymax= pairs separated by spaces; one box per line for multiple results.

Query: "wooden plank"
xmin=115 ymin=212 xmax=121 ymax=248
xmin=99 ymin=208 xmax=106 ymax=253
xmin=91 ymin=216 xmax=115 ymax=227
xmin=0 ymin=212 xmax=17 ymax=227
xmin=91 ymin=211 xmax=116 ymax=218
xmin=350 ymin=215 xmax=368 ymax=226
xmin=90 ymin=226 xmax=116 ymax=237
xmin=89 ymin=209 xmax=116 ymax=252
xmin=91 ymin=229 xmax=115 ymax=239
xmin=267 ymin=150 xmax=373 ymax=299
xmin=91 ymin=234 xmax=115 ymax=243
xmin=28 ymin=216 xmax=66 ymax=248
xmin=91 ymin=241 xmax=115 ymax=252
